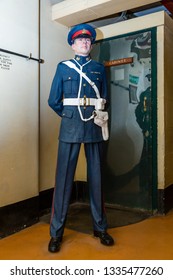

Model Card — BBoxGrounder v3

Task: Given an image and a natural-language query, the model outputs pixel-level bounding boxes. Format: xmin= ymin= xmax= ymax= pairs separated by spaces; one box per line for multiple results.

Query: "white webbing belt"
xmin=63 ymin=98 xmax=97 ymax=106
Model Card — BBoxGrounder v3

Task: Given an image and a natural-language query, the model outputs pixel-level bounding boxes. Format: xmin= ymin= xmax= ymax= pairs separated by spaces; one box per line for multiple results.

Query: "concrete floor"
xmin=0 ymin=208 xmax=173 ymax=260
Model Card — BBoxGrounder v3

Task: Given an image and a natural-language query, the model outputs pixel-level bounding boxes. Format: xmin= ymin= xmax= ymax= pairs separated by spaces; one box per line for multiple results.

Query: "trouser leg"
xmin=84 ymin=142 xmax=108 ymax=231
xmin=50 ymin=141 xmax=81 ymax=238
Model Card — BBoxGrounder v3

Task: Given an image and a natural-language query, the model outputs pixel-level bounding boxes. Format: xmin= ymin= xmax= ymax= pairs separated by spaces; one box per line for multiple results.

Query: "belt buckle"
xmin=83 ymin=95 xmax=86 ymax=109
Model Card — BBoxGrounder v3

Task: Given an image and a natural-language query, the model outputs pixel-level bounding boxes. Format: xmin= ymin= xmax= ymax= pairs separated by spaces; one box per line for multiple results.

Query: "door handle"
xmin=143 ymin=97 xmax=147 ymax=112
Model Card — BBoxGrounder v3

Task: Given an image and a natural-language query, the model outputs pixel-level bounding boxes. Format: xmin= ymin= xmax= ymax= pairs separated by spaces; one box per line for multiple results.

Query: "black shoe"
xmin=48 ymin=237 xmax=62 ymax=253
xmin=94 ymin=230 xmax=114 ymax=246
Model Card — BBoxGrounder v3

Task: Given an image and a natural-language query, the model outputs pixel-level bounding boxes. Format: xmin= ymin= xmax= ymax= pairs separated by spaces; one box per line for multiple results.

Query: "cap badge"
xmin=82 ymin=29 xmax=87 ymax=34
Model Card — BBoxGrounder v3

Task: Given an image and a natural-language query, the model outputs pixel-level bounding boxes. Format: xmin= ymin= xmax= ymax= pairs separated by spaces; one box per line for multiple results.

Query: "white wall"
xmin=0 ymin=0 xmax=39 ymax=206
xmin=40 ymin=0 xmax=73 ymax=191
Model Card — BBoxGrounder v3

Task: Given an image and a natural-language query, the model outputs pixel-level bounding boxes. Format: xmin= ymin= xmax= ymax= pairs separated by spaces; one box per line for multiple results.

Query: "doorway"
xmin=91 ymin=28 xmax=157 ymax=212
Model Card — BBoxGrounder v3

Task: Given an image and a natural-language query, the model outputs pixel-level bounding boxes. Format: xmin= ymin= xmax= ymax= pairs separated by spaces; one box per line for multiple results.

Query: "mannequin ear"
xmin=71 ymin=43 xmax=76 ymax=51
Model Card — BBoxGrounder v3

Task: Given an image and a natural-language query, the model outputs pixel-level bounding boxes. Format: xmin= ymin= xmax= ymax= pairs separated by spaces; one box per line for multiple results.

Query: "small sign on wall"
xmin=0 ymin=53 xmax=12 ymax=70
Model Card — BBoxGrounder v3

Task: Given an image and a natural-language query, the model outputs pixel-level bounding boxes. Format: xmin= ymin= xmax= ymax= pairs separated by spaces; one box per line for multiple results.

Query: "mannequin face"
xmin=72 ymin=37 xmax=92 ymax=56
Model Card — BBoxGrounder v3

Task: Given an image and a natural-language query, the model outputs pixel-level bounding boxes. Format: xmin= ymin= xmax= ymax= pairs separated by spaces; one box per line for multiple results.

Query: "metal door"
xmin=91 ymin=28 xmax=157 ymax=212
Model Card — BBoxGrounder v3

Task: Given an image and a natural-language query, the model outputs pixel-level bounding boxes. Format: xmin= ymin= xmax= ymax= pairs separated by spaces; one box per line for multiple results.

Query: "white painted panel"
xmin=52 ymin=0 xmax=160 ymax=26
xmin=0 ymin=0 xmax=39 ymax=206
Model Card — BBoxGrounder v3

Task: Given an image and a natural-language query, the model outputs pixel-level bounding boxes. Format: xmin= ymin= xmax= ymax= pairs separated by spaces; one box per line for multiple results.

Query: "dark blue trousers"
xmin=50 ymin=141 xmax=108 ymax=238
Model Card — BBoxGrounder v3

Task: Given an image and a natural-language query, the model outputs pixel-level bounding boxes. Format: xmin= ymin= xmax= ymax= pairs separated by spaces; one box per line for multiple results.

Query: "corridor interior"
xmin=0 ymin=207 xmax=173 ymax=260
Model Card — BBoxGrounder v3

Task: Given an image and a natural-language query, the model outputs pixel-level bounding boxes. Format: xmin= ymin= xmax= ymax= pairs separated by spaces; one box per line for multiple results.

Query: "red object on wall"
xmin=162 ymin=0 xmax=173 ymax=15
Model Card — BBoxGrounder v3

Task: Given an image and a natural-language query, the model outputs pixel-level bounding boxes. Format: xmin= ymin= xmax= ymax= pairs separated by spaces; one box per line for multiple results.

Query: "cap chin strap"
xmin=63 ymin=59 xmax=101 ymax=122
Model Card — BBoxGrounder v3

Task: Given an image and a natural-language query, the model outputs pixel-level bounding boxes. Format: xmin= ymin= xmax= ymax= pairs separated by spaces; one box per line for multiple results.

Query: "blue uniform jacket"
xmin=48 ymin=55 xmax=108 ymax=143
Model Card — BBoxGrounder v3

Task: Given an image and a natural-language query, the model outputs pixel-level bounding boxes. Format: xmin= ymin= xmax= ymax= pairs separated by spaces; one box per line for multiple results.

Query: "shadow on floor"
xmin=40 ymin=203 xmax=150 ymax=234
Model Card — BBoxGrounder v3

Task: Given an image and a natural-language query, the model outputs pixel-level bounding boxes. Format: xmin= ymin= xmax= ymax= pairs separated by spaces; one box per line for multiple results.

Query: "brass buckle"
xmin=83 ymin=95 xmax=86 ymax=109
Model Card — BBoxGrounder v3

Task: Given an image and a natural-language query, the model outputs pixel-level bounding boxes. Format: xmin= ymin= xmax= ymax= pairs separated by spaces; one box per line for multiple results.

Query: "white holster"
xmin=94 ymin=110 xmax=109 ymax=141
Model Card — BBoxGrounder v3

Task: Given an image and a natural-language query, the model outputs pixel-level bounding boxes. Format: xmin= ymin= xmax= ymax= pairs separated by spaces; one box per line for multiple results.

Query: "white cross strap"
xmin=62 ymin=60 xmax=100 ymax=98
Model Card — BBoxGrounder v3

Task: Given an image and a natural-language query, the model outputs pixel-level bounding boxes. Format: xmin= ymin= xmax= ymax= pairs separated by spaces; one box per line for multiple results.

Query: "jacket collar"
xmin=74 ymin=55 xmax=91 ymax=65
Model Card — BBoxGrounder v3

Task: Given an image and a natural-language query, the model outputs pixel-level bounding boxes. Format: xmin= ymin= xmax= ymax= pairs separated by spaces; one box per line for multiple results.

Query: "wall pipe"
xmin=0 ymin=47 xmax=44 ymax=63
